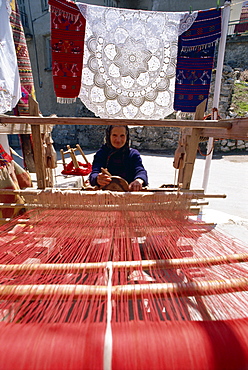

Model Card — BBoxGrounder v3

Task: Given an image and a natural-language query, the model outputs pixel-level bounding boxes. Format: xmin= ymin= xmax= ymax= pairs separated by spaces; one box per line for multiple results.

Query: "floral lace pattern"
xmin=77 ymin=3 xmax=197 ymax=119
xmin=0 ymin=83 xmax=13 ymax=113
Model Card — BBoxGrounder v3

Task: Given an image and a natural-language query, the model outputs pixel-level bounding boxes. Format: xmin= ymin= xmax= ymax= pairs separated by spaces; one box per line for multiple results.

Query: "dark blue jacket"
xmin=89 ymin=144 xmax=148 ymax=187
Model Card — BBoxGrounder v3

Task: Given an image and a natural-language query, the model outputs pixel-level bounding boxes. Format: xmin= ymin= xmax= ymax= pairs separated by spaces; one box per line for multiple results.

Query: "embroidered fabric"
xmin=49 ymin=0 xmax=86 ymax=104
xmin=5 ymin=0 xmax=12 ymax=15
xmin=76 ymin=3 xmax=197 ymax=119
xmin=10 ymin=0 xmax=36 ymax=115
xmin=174 ymin=8 xmax=222 ymax=113
xmin=179 ymin=8 xmax=222 ymax=52
xmin=0 ymin=0 xmax=21 ymax=114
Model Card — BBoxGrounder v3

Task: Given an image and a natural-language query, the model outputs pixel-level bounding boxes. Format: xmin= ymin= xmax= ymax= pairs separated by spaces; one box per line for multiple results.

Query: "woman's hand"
xmin=129 ymin=178 xmax=144 ymax=191
xmin=97 ymin=173 xmax=112 ymax=187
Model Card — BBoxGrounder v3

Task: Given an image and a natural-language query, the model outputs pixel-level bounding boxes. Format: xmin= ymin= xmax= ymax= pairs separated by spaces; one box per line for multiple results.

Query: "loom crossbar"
xmin=0 ymin=253 xmax=248 ymax=274
xmin=0 ymin=188 xmax=227 ymax=198
xmin=1 ymin=277 xmax=248 ymax=300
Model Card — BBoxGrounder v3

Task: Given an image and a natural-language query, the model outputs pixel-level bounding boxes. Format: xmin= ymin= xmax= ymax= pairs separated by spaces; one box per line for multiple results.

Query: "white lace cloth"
xmin=0 ymin=0 xmax=21 ymax=114
xmin=76 ymin=3 xmax=197 ymax=120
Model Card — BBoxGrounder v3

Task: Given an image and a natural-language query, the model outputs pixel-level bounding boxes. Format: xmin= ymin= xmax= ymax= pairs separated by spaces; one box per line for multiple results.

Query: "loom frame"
xmin=1 ymin=95 xmax=248 ymax=190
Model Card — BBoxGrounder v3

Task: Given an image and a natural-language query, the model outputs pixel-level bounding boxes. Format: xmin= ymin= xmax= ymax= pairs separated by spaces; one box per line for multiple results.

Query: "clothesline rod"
xmin=0 ymin=253 xmax=247 ymax=274
xmin=202 ymin=2 xmax=231 ymax=192
xmin=0 ymin=277 xmax=247 ymax=299
xmin=213 ymin=2 xmax=231 ymax=111
xmin=0 ymin=115 xmax=233 ymax=129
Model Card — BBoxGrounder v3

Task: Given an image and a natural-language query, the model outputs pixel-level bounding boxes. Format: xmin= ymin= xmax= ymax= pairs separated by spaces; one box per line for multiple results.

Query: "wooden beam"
xmin=201 ymin=120 xmax=248 ymax=140
xmin=0 ymin=188 xmax=227 ymax=198
xmin=178 ymin=100 xmax=207 ymax=189
xmin=0 ymin=120 xmax=52 ymax=134
xmin=1 ymin=114 xmax=247 ymax=137
xmin=29 ymin=96 xmax=46 ymax=189
xmin=0 ymin=115 xmax=231 ymax=129
xmin=178 ymin=128 xmax=202 ymax=189
xmin=19 ymin=134 xmax=36 ymax=173
xmin=194 ymin=99 xmax=207 ymax=121
xmin=0 ymin=124 xmax=32 ymax=135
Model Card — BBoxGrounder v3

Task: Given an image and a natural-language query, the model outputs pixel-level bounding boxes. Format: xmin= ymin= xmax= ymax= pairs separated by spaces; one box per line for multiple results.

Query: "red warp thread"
xmin=0 ymin=320 xmax=248 ymax=369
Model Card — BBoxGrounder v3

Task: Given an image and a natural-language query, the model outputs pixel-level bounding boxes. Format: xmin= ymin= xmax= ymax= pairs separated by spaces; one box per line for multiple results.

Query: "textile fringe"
xmin=23 ymin=190 xmax=194 ymax=213
xmin=50 ymin=5 xmax=80 ymax=22
xmin=57 ymin=97 xmax=77 ymax=104
xmin=181 ymin=40 xmax=217 ymax=52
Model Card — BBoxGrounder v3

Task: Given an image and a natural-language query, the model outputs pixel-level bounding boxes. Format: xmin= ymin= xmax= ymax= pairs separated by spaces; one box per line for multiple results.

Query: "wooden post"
xmin=178 ymin=100 xmax=206 ymax=189
xmin=29 ymin=96 xmax=46 ymax=189
xmin=19 ymin=134 xmax=36 ymax=172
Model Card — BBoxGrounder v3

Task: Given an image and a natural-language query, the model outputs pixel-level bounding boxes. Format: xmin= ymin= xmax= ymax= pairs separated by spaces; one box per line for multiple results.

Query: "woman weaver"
xmin=89 ymin=125 xmax=148 ymax=191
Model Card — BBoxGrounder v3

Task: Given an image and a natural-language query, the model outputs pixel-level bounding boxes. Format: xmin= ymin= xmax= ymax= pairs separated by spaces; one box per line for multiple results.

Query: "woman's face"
xmin=110 ymin=126 xmax=127 ymax=149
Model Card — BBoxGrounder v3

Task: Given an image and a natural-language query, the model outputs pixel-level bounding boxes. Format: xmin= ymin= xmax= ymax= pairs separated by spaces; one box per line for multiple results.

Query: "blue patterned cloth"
xmin=174 ymin=8 xmax=221 ymax=113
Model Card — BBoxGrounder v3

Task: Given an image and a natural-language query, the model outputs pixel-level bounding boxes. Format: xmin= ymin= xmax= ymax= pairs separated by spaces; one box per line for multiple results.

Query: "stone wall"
xmin=53 ymin=124 xmax=181 ymax=153
xmin=52 ymin=62 xmax=247 ymax=154
xmin=225 ymin=34 xmax=248 ymax=70
xmin=129 ymin=126 xmax=180 ymax=153
xmin=215 ymin=139 xmax=248 ymax=152
xmin=207 ymin=65 xmax=235 ymax=118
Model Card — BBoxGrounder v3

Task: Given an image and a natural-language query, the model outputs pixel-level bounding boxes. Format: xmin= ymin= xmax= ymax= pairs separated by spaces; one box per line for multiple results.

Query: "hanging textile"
xmin=174 ymin=8 xmax=222 ymax=113
xmin=10 ymin=0 xmax=36 ymax=173
xmin=48 ymin=0 xmax=86 ymax=104
xmin=0 ymin=0 xmax=21 ymax=114
xmin=76 ymin=2 xmax=197 ymax=119
xmin=10 ymin=0 xmax=35 ymax=115
xmin=234 ymin=6 xmax=248 ymax=34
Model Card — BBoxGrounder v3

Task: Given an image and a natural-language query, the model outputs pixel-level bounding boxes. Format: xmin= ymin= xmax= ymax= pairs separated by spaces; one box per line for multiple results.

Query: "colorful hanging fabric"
xmin=76 ymin=3 xmax=197 ymax=119
xmin=174 ymin=8 xmax=222 ymax=113
xmin=0 ymin=0 xmax=21 ymax=114
xmin=10 ymin=0 xmax=35 ymax=115
xmin=48 ymin=0 xmax=86 ymax=103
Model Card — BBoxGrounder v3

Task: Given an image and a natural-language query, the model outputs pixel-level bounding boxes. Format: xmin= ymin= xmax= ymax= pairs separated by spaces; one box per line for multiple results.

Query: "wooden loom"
xmin=0 ymin=110 xmax=248 ymax=369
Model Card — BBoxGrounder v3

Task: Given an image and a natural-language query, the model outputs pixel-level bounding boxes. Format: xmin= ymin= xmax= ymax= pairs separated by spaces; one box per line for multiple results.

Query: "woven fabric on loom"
xmin=174 ymin=8 xmax=221 ymax=113
xmin=10 ymin=0 xmax=35 ymax=115
xmin=49 ymin=0 xmax=86 ymax=103
xmin=0 ymin=192 xmax=248 ymax=369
